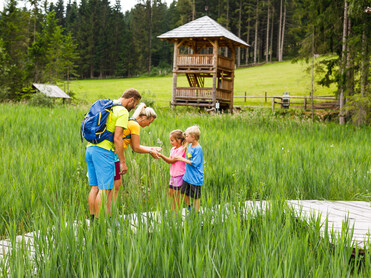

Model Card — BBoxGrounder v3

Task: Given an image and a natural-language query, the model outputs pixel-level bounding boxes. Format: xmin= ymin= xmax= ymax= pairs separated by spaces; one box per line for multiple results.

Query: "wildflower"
xmin=157 ymin=138 xmax=163 ymax=146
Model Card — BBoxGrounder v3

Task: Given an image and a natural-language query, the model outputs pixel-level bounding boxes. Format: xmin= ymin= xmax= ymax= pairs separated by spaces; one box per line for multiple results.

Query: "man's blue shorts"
xmin=86 ymin=146 xmax=115 ymax=190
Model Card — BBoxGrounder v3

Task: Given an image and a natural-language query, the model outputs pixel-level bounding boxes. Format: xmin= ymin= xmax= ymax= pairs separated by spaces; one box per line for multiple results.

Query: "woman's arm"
xmin=130 ymin=134 xmax=160 ymax=158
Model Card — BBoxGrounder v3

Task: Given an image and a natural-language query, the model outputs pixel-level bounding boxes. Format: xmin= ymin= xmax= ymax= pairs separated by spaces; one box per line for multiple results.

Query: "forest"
xmin=0 ymin=0 xmax=370 ymax=123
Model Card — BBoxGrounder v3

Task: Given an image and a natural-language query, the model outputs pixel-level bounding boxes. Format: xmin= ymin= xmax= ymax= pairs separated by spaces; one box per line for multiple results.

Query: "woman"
xmin=113 ymin=103 xmax=161 ymax=202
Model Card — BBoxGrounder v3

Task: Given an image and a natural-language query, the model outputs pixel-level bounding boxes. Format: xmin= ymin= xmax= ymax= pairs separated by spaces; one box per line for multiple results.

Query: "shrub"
xmin=345 ymin=94 xmax=371 ymax=125
xmin=28 ymin=92 xmax=54 ymax=107
xmin=140 ymin=90 xmax=156 ymax=107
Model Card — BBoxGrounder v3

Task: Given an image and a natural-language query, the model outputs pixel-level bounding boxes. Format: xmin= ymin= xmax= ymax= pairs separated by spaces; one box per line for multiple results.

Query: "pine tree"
xmin=0 ymin=0 xmax=31 ymax=99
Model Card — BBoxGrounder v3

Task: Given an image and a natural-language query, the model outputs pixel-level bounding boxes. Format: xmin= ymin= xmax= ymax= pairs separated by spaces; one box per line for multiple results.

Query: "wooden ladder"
xmin=186 ymin=73 xmax=204 ymax=87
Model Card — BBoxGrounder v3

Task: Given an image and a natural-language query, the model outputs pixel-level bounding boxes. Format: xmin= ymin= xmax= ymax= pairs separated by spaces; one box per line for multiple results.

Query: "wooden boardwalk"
xmin=1 ymin=200 xmax=371 ymax=268
xmin=287 ymin=200 xmax=371 ymax=248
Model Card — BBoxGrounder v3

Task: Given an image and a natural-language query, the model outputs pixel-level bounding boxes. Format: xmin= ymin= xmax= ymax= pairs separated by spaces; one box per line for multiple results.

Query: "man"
xmin=86 ymin=88 xmax=141 ymax=220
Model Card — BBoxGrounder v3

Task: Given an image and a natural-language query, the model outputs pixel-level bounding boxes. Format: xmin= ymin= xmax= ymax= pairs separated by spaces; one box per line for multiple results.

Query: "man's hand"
xmin=120 ymin=161 xmax=128 ymax=175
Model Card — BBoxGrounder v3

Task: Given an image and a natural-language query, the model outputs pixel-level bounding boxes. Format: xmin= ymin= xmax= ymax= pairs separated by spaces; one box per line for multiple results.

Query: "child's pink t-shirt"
xmin=170 ymin=146 xmax=186 ymax=177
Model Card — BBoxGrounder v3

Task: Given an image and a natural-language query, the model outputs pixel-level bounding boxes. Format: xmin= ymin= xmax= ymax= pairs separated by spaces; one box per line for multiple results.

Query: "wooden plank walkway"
xmin=287 ymin=200 xmax=371 ymax=248
xmin=1 ymin=200 xmax=371 ymax=270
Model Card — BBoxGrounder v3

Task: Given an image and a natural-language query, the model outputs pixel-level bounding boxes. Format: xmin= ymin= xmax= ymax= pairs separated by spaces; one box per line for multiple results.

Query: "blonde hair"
xmin=132 ymin=102 xmax=157 ymax=119
xmin=185 ymin=125 xmax=201 ymax=141
xmin=170 ymin=129 xmax=187 ymax=149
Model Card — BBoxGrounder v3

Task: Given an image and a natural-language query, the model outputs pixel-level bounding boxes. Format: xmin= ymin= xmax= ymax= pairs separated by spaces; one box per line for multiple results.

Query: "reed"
xmin=1 ymin=103 xmax=370 ymax=275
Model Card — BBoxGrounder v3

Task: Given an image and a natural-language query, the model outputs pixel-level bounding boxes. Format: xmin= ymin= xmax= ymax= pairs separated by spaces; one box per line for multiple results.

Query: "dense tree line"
xmin=0 ymin=0 xmax=369 ymax=123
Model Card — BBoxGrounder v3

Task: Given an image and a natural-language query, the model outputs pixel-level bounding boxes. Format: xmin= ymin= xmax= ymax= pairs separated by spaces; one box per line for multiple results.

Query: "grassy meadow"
xmin=1 ymin=101 xmax=370 ymax=276
xmin=69 ymin=60 xmax=337 ymax=107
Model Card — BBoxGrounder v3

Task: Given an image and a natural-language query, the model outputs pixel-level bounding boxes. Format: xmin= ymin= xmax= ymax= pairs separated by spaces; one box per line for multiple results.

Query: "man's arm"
xmin=114 ymin=126 xmax=127 ymax=175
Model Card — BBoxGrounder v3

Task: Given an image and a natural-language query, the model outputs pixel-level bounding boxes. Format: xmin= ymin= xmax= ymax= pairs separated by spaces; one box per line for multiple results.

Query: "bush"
xmin=28 ymin=92 xmax=54 ymax=108
xmin=345 ymin=94 xmax=371 ymax=126
xmin=141 ymin=65 xmax=172 ymax=77
xmin=0 ymin=87 xmax=12 ymax=102
xmin=140 ymin=90 xmax=156 ymax=107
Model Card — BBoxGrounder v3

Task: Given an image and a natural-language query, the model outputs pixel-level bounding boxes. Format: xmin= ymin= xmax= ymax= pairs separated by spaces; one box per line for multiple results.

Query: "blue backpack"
xmin=81 ymin=99 xmax=123 ymax=144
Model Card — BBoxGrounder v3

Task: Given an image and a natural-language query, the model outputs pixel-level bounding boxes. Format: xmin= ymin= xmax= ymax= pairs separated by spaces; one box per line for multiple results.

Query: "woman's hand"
xmin=150 ymin=152 xmax=159 ymax=159
xmin=149 ymin=148 xmax=160 ymax=159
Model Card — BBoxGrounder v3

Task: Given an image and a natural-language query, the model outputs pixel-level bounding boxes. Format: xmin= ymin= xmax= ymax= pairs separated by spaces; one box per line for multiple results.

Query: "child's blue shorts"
xmin=86 ymin=146 xmax=115 ymax=190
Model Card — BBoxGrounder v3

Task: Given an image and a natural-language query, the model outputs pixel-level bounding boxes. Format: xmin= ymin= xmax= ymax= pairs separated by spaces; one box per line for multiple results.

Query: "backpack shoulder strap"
xmin=123 ymin=118 xmax=138 ymax=140
xmin=111 ymin=100 xmax=123 ymax=108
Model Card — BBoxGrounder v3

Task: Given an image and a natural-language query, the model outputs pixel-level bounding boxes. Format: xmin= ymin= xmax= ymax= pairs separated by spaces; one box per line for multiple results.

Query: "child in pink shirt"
xmin=158 ymin=130 xmax=186 ymax=214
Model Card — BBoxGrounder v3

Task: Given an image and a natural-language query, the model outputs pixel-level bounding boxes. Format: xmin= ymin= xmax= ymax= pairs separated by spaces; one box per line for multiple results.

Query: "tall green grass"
xmin=1 ymin=103 xmax=370 ymax=275
xmin=69 ymin=60 xmax=337 ymax=107
xmin=2 ymin=203 xmax=370 ymax=276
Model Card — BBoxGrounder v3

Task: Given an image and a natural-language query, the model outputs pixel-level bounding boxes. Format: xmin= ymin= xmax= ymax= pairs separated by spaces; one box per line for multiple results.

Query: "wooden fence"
xmin=234 ymin=92 xmax=339 ymax=111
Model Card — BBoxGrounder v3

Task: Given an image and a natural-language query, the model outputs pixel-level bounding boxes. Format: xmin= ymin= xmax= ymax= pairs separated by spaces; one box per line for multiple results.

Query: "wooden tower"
xmin=158 ymin=16 xmax=249 ymax=111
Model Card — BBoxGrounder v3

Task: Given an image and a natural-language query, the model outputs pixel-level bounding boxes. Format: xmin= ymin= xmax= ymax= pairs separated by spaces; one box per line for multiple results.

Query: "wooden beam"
xmin=175 ymin=39 xmax=186 ymax=48
xmin=212 ymin=39 xmax=218 ymax=107
xmin=172 ymin=42 xmax=179 ymax=105
xmin=208 ymin=39 xmax=217 ymax=48
xmin=230 ymin=47 xmax=235 ymax=112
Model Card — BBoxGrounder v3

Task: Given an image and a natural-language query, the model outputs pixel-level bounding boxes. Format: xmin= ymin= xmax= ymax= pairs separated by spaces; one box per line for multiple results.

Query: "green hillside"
xmin=69 ymin=60 xmax=337 ymax=107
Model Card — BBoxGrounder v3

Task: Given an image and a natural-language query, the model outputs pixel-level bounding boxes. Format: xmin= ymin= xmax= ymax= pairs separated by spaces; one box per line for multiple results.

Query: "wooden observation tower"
xmin=158 ymin=16 xmax=249 ymax=111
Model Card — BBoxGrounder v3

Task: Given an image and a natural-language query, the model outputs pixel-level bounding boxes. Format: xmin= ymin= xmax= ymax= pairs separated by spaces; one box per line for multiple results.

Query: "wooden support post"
xmin=244 ymin=91 xmax=246 ymax=102
xmin=230 ymin=46 xmax=235 ymax=113
xmin=265 ymin=92 xmax=267 ymax=103
xmin=272 ymin=97 xmax=275 ymax=111
xmin=304 ymin=97 xmax=307 ymax=110
xmin=172 ymin=42 xmax=179 ymax=106
xmin=212 ymin=40 xmax=218 ymax=108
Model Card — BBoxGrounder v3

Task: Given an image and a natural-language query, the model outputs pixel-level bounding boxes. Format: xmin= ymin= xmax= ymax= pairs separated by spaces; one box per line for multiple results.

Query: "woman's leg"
xmin=114 ymin=179 xmax=121 ymax=203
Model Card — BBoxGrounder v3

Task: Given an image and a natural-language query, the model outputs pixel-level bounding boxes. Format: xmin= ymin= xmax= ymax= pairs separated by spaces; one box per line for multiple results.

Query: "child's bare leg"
xmin=174 ymin=190 xmax=181 ymax=212
xmin=194 ymin=198 xmax=200 ymax=212
xmin=183 ymin=194 xmax=190 ymax=206
xmin=168 ymin=188 xmax=175 ymax=211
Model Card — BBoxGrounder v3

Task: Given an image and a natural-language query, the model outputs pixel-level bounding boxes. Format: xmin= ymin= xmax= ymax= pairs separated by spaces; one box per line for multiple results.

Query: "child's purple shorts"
xmin=169 ymin=175 xmax=183 ymax=189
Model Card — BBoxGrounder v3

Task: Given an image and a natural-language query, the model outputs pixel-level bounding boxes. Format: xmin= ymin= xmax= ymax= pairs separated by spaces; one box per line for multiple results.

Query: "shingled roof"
xmin=158 ymin=16 xmax=249 ymax=48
